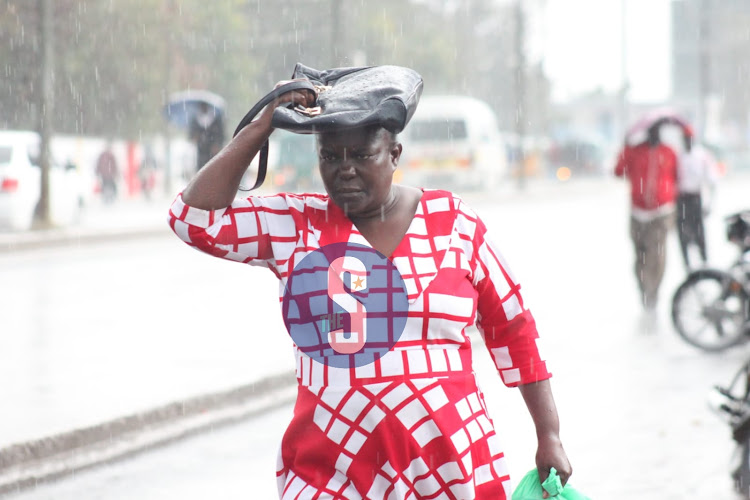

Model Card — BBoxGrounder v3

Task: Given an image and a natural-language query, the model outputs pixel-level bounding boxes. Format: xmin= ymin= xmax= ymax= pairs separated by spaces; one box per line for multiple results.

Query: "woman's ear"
xmin=391 ymin=142 xmax=403 ymax=169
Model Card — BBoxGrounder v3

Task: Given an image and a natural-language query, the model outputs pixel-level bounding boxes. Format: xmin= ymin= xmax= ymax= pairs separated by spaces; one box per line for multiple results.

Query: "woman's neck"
xmin=350 ymin=186 xmax=401 ymax=224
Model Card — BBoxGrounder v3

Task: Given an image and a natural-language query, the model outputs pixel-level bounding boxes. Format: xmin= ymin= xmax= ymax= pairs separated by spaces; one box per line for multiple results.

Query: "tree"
xmin=0 ymin=0 xmax=550 ymax=139
xmin=0 ymin=0 xmax=260 ymax=138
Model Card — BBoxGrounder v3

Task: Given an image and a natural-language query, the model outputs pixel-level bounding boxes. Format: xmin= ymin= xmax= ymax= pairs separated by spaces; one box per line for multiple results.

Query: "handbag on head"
xmin=271 ymin=63 xmax=423 ymax=135
xmin=234 ymin=63 xmax=423 ymax=190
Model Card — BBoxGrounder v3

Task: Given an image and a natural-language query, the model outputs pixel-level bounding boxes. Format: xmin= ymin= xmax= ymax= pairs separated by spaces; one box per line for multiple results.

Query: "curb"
xmin=0 ymin=226 xmax=169 ymax=253
xmin=0 ymin=177 xmax=613 ymax=254
xmin=0 ymin=371 xmax=296 ymax=496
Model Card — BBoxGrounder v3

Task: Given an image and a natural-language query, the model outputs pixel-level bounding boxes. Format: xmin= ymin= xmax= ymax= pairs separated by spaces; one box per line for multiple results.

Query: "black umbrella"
xmin=164 ymin=90 xmax=226 ymax=129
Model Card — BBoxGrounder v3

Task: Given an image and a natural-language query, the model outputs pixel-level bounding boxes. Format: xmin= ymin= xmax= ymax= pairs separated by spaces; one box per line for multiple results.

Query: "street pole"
xmin=330 ymin=0 xmax=342 ymax=65
xmin=514 ymin=0 xmax=526 ymax=190
xmin=697 ymin=0 xmax=710 ymax=143
xmin=163 ymin=0 xmax=175 ymax=196
xmin=37 ymin=0 xmax=54 ymax=227
xmin=619 ymin=0 xmax=629 ymax=145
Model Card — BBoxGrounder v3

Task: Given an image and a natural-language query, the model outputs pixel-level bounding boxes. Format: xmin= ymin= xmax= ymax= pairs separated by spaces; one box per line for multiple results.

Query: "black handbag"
xmin=233 ymin=63 xmax=423 ymax=190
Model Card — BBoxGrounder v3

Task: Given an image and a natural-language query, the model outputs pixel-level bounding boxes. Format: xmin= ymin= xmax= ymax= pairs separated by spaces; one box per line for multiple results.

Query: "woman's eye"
xmin=354 ymin=153 xmax=372 ymax=160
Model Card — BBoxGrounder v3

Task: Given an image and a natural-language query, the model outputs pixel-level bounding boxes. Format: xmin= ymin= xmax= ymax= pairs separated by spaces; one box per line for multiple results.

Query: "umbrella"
xmin=625 ymin=107 xmax=693 ymax=144
xmin=164 ymin=90 xmax=226 ymax=129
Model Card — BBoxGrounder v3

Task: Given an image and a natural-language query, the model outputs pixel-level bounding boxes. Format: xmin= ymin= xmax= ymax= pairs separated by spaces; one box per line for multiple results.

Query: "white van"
xmin=397 ymin=95 xmax=508 ymax=191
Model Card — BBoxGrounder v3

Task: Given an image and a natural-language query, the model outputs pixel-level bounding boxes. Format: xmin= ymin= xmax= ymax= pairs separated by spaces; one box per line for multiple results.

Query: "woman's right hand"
xmin=181 ymin=80 xmax=315 ymax=210
xmin=259 ymin=79 xmax=317 ymax=120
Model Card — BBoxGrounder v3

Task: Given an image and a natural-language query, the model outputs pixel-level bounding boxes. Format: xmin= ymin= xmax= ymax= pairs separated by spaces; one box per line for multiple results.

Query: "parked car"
xmin=238 ymin=131 xmax=324 ymax=193
xmin=0 ymin=130 xmax=84 ymax=231
xmin=271 ymin=130 xmax=322 ymax=192
xmin=546 ymin=135 xmax=609 ymax=180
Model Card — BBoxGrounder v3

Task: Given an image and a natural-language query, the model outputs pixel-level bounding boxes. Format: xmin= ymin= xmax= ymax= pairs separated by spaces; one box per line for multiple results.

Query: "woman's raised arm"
xmin=181 ymin=84 xmax=315 ymax=210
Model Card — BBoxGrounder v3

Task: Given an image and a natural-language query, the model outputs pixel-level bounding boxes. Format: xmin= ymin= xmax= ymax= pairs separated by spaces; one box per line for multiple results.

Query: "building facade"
xmin=672 ymin=0 xmax=750 ymax=146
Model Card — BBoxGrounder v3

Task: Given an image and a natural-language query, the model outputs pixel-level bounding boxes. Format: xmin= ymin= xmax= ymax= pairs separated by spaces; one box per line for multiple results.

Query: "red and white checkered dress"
xmin=168 ymin=189 xmax=551 ymax=499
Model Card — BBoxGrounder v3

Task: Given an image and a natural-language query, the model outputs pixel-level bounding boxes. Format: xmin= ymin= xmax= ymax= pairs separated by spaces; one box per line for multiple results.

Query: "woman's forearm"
xmin=180 ymin=83 xmax=315 ymax=211
xmin=518 ymin=379 xmax=560 ymax=440
xmin=518 ymin=379 xmax=572 ymax=487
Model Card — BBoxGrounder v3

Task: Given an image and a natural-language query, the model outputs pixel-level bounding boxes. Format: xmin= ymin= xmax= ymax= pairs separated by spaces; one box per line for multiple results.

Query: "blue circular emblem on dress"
xmin=282 ymin=242 xmax=408 ymax=369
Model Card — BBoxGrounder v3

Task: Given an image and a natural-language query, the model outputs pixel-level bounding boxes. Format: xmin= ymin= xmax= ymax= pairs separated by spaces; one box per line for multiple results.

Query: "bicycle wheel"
xmin=671 ymin=269 xmax=750 ymax=352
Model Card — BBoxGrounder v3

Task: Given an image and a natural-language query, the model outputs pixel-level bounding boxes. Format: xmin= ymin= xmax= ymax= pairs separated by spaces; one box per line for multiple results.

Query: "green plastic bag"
xmin=512 ymin=468 xmax=591 ymax=500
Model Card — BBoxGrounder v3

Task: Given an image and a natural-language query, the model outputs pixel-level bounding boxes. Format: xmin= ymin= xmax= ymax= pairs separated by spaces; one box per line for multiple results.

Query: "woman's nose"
xmin=337 ymin=161 xmax=356 ymax=178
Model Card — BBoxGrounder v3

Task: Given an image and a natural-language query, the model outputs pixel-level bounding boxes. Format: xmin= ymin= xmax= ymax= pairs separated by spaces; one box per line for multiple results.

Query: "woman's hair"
xmin=359 ymin=125 xmax=399 ymax=146
xmin=383 ymin=128 xmax=399 ymax=148
xmin=317 ymin=125 xmax=399 ymax=148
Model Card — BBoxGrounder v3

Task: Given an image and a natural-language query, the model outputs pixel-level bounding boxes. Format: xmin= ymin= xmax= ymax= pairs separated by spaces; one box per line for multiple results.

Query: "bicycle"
xmin=671 ymin=210 xmax=750 ymax=352
xmin=710 ymin=357 xmax=750 ymax=497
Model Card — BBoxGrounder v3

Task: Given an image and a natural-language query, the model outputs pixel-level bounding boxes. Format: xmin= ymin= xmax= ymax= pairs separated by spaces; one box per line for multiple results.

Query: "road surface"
xmin=4 ymin=174 xmax=750 ymax=499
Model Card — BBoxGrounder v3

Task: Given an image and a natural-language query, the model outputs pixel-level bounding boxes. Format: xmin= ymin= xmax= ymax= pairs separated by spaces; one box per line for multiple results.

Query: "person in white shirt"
xmin=676 ymin=130 xmax=719 ymax=270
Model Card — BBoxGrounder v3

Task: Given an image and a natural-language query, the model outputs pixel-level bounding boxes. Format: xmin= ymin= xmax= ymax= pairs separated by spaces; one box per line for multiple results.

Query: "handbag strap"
xmin=233 ymin=80 xmax=316 ymax=191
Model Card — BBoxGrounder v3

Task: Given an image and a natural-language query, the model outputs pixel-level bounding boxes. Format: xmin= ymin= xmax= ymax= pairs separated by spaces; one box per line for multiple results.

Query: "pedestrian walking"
xmin=168 ymin=65 xmax=572 ymax=498
xmin=95 ymin=142 xmax=119 ymax=204
xmin=615 ymin=124 xmax=679 ymax=318
xmin=138 ymin=144 xmax=158 ymax=200
xmin=676 ymin=128 xmax=719 ymax=270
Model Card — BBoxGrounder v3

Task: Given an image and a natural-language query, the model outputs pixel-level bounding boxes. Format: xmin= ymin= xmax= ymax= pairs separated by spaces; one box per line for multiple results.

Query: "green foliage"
xmin=0 ymin=0 xmax=261 ymax=138
xmin=0 ymin=1 xmax=42 ymax=130
xmin=0 ymin=0 xmax=547 ymax=139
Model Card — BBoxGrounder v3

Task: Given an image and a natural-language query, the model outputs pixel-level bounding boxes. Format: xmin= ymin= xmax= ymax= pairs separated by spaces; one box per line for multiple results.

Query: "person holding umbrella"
xmin=189 ymin=101 xmax=225 ymax=172
xmin=164 ymin=90 xmax=227 ymax=173
xmin=615 ymin=120 xmax=679 ymax=323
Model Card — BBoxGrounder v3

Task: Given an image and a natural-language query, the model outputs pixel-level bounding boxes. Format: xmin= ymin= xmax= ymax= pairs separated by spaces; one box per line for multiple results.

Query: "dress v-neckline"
xmin=326 ymin=188 xmax=425 ymax=260
xmin=319 ymin=189 xmax=456 ymax=304
xmin=383 ymin=196 xmax=423 ymax=260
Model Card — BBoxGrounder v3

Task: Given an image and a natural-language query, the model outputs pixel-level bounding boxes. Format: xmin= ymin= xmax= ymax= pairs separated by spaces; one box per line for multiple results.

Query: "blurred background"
xmin=2 ymin=0 xmax=749 ymax=212
xmin=2 ymin=1 xmax=750 ymax=499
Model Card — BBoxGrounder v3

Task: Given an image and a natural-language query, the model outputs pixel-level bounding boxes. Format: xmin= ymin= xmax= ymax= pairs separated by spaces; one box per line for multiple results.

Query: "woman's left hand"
xmin=536 ymin=435 xmax=572 ymax=498
xmin=518 ymin=379 xmax=572 ymax=499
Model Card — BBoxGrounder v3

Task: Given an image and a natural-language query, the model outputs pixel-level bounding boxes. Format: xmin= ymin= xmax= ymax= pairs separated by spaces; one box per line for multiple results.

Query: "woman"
xmin=168 ymin=81 xmax=571 ymax=498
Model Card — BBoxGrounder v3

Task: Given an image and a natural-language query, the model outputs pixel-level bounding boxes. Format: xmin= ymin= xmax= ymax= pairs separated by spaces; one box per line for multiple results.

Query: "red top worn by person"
xmin=614 ymin=141 xmax=678 ymax=220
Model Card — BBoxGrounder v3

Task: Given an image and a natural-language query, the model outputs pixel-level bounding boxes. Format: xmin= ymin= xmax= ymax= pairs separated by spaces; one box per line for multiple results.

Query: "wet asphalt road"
xmin=4 ymin=174 xmax=750 ymax=499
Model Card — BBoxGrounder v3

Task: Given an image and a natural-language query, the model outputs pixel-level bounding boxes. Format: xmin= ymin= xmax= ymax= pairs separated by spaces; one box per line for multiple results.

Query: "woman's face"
xmin=317 ymin=127 xmax=402 ymax=218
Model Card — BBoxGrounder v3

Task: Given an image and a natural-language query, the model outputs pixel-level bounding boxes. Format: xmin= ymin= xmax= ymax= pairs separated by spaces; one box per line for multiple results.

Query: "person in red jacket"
xmin=615 ymin=125 xmax=678 ymax=316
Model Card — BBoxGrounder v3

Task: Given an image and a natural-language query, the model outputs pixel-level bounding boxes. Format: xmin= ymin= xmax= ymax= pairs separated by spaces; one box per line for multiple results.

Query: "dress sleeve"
xmin=167 ymin=193 xmax=300 ymax=275
xmin=471 ymin=215 xmax=551 ymax=387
